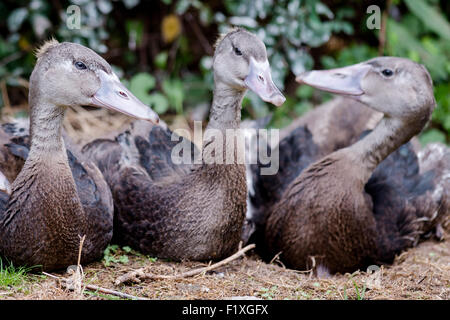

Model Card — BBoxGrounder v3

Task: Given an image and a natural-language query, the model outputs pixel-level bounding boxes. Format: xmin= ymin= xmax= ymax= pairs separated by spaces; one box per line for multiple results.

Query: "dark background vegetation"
xmin=0 ymin=0 xmax=449 ymax=144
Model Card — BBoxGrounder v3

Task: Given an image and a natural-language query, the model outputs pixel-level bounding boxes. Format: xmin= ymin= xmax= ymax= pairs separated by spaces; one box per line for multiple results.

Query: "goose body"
xmin=244 ymin=98 xmax=388 ymax=244
xmin=0 ymin=41 xmax=159 ymax=271
xmin=83 ymin=29 xmax=285 ymax=260
xmin=260 ymin=57 xmax=448 ymax=273
xmin=279 ymin=97 xmax=383 ymax=155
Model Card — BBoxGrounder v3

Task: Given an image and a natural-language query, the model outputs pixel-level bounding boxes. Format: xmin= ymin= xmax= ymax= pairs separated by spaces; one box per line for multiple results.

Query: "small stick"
xmin=42 ymin=272 xmax=148 ymax=300
xmin=77 ymin=235 xmax=85 ymax=266
xmin=378 ymin=0 xmax=392 ymax=55
xmin=115 ymin=244 xmax=256 ymax=285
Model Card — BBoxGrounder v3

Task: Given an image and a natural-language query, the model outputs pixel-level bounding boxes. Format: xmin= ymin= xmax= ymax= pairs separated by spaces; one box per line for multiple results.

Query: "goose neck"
xmin=206 ymin=81 xmax=246 ymax=132
xmin=28 ymin=95 xmax=67 ymax=160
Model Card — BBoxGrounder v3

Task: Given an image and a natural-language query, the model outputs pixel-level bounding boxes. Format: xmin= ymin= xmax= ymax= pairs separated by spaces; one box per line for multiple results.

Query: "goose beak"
xmin=245 ymin=58 xmax=286 ymax=107
xmin=295 ymin=63 xmax=371 ymax=96
xmin=90 ymin=70 xmax=160 ymax=124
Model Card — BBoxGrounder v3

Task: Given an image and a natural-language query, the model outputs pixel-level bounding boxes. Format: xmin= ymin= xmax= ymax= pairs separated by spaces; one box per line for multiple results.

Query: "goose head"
xmin=296 ymin=57 xmax=435 ymax=125
xmin=213 ymin=28 xmax=285 ymax=107
xmin=30 ymin=40 xmax=159 ymax=123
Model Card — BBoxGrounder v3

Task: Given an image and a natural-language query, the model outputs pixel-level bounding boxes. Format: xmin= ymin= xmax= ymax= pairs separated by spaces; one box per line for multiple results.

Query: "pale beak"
xmin=244 ymin=58 xmax=286 ymax=107
xmin=295 ymin=63 xmax=372 ymax=96
xmin=90 ymin=70 xmax=160 ymax=124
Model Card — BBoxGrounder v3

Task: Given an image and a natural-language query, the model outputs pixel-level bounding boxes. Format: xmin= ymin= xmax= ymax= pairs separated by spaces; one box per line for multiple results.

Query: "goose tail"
xmin=414 ymin=143 xmax=450 ymax=238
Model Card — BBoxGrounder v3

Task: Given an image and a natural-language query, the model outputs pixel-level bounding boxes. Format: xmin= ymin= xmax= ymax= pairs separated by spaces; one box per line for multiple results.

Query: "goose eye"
xmin=381 ymin=69 xmax=393 ymax=77
xmin=74 ymin=61 xmax=87 ymax=70
xmin=234 ymin=47 xmax=242 ymax=56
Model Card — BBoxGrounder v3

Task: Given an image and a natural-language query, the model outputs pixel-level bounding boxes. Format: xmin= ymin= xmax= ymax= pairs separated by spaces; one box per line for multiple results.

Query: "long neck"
xmin=206 ymin=81 xmax=245 ymax=132
xmin=202 ymin=79 xmax=246 ymax=164
xmin=347 ymin=116 xmax=418 ymax=183
xmin=28 ymin=94 xmax=68 ymax=161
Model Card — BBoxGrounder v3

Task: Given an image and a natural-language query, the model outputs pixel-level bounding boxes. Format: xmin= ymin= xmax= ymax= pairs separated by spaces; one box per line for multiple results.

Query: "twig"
xmin=115 ymin=244 xmax=256 ymax=285
xmin=77 ymin=235 xmax=85 ymax=266
xmin=269 ymin=251 xmax=282 ymax=265
xmin=378 ymin=0 xmax=392 ymax=55
xmin=42 ymin=272 xmax=148 ymax=300
xmin=64 ymin=235 xmax=86 ymax=297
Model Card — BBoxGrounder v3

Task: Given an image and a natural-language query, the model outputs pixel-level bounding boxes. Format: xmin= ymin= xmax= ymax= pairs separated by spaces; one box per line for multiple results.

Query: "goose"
xmin=260 ymin=57 xmax=449 ymax=273
xmin=83 ymin=28 xmax=285 ymax=261
xmin=243 ymin=99 xmax=383 ymax=245
xmin=0 ymin=40 xmax=159 ymax=271
xmin=244 ymin=90 xmax=420 ymax=246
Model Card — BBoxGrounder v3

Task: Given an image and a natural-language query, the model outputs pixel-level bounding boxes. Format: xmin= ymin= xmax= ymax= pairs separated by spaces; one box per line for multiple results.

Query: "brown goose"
xmin=0 ymin=40 xmax=159 ymax=271
xmin=245 ymin=90 xmax=419 ymax=246
xmin=243 ymin=99 xmax=382 ymax=245
xmin=83 ymin=28 xmax=285 ymax=261
xmin=262 ymin=57 xmax=449 ymax=273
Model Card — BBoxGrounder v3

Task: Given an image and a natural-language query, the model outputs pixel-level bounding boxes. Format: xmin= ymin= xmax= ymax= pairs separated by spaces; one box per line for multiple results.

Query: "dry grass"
xmin=0 ymin=107 xmax=448 ymax=300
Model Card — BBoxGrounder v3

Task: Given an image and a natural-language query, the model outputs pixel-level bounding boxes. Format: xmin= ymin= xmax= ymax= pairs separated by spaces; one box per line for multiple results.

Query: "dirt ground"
xmin=0 ymin=107 xmax=449 ymax=300
xmin=1 ymin=227 xmax=448 ymax=300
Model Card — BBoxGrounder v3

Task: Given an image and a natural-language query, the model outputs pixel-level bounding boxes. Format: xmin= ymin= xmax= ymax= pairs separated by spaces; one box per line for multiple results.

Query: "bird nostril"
xmin=118 ymin=91 xmax=129 ymax=99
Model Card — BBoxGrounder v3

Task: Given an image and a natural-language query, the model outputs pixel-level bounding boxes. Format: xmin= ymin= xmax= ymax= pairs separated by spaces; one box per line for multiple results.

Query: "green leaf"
xmin=129 ymin=72 xmax=156 ymax=104
xmin=175 ymin=0 xmax=191 ymax=15
xmin=7 ymin=8 xmax=28 ymax=32
xmin=162 ymin=78 xmax=184 ymax=114
xmin=148 ymin=93 xmax=169 ymax=114
xmin=122 ymin=246 xmax=132 ymax=253
xmin=404 ymin=0 xmax=450 ymax=41
xmin=122 ymin=0 xmax=140 ymax=9
xmin=296 ymin=85 xmax=314 ymax=99
xmin=155 ymin=52 xmax=168 ymax=69
xmin=419 ymin=129 xmax=447 ymax=145
xmin=119 ymin=255 xmax=129 ymax=264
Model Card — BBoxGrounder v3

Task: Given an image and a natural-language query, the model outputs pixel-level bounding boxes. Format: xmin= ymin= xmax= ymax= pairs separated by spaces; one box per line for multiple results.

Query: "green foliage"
xmin=341 ymin=274 xmax=367 ymax=300
xmin=321 ymin=44 xmax=378 ymax=69
xmin=174 ymin=0 xmax=354 ymax=118
xmin=162 ymin=78 xmax=184 ymax=114
xmin=155 ymin=52 xmax=168 ymax=69
xmin=0 ymin=0 xmax=448 ymax=143
xmin=102 ymin=245 xmax=131 ymax=267
xmin=419 ymin=128 xmax=447 ymax=145
xmin=403 ymin=0 xmax=450 ymax=41
xmin=384 ymin=0 xmax=450 ymax=142
xmin=258 ymin=285 xmax=278 ymax=300
xmin=432 ymin=84 xmax=450 ymax=133
xmin=0 ymin=258 xmax=32 ymax=289
xmin=129 ymin=72 xmax=170 ymax=114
